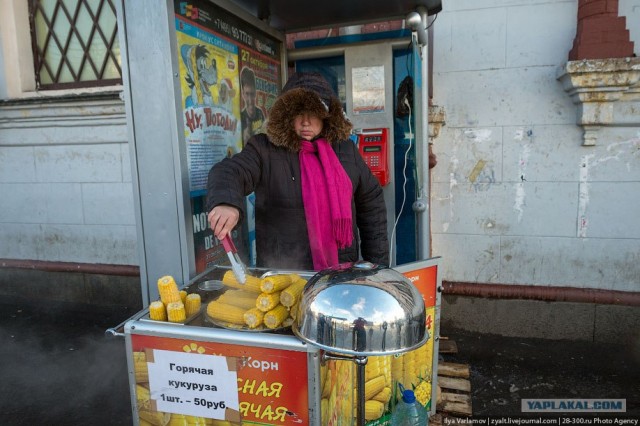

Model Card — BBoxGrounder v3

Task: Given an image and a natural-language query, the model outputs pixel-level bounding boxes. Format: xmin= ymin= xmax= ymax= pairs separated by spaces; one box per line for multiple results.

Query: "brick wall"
xmin=569 ymin=0 xmax=635 ymax=59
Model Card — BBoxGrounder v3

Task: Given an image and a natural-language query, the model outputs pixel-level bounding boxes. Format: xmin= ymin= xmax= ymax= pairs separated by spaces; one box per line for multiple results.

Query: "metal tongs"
xmin=220 ymin=235 xmax=248 ymax=284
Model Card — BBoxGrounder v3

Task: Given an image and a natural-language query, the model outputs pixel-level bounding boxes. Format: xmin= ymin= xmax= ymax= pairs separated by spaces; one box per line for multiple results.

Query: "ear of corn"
xmin=207 ymin=300 xmax=246 ymax=325
xmin=263 ymin=304 xmax=289 ymax=329
xmin=179 ymin=290 xmax=188 ymax=304
xmin=243 ymin=308 xmax=264 ymax=329
xmin=365 ymin=356 xmax=381 ymax=381
xmin=256 ymin=291 xmax=282 ymax=312
xmin=260 ymin=274 xmax=293 ymax=293
xmin=364 ymin=400 xmax=385 ymax=421
xmin=279 ymin=277 xmax=307 ymax=307
xmin=136 ymin=384 xmax=171 ymax=426
xmin=414 ymin=380 xmax=432 ymax=406
xmin=282 ymin=316 xmax=294 ymax=327
xmin=221 ymin=270 xmax=262 ymax=293
xmin=149 ymin=301 xmax=167 ymax=321
xmin=167 ymin=302 xmax=186 ymax=323
xmin=216 ymin=290 xmax=258 ymax=310
xmin=185 ymin=293 xmax=202 ymax=317
xmin=372 ymin=386 xmax=391 ymax=403
xmin=158 ymin=275 xmax=181 ymax=304
xmin=364 ymin=375 xmax=386 ymax=401
xmin=288 ymin=301 xmax=300 ymax=320
xmin=134 ymin=351 xmax=149 ymax=383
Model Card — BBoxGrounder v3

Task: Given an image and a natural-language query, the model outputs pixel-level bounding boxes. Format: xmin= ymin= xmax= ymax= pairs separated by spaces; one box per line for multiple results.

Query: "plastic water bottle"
xmin=390 ymin=389 xmax=429 ymax=426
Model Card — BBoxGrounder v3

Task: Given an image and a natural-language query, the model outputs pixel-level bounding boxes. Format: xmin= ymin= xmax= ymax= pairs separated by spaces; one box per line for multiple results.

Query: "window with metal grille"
xmin=28 ymin=0 xmax=122 ymax=90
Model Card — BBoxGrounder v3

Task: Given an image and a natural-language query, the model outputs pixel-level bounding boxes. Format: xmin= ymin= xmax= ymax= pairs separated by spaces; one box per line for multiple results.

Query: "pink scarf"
xmin=299 ymin=139 xmax=353 ymax=270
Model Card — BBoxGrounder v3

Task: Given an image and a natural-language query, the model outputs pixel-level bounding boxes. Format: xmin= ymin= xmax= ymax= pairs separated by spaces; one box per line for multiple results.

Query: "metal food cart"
xmin=113 ymin=0 xmax=442 ymax=424
xmin=111 ymin=258 xmax=441 ymax=425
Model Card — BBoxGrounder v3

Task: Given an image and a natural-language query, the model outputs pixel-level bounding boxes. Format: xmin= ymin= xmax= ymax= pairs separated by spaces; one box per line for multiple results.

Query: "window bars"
xmin=28 ymin=0 xmax=122 ymax=90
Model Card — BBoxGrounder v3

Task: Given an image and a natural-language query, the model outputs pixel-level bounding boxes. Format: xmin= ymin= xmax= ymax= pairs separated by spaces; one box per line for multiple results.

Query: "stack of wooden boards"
xmin=431 ymin=338 xmax=473 ymax=425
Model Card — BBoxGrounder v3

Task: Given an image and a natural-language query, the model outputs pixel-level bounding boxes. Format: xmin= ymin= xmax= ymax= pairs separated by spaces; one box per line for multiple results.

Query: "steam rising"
xmin=0 ymin=304 xmax=133 ymax=426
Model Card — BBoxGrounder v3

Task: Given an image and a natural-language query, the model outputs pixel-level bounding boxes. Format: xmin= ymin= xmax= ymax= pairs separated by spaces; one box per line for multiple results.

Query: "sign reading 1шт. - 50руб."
xmin=148 ymin=349 xmax=239 ymax=420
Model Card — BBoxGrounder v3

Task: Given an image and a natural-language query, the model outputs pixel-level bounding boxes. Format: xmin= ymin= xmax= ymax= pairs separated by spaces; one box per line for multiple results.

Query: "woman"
xmin=206 ymin=72 xmax=388 ymax=271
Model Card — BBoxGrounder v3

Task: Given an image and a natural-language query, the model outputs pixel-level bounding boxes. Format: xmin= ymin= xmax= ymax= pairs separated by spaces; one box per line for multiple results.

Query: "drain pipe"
xmin=443 ymin=281 xmax=640 ymax=307
xmin=0 ymin=259 xmax=140 ymax=277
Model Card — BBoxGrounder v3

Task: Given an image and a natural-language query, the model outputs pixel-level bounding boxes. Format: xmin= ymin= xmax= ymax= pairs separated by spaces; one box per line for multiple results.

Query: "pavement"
xmin=0 ymin=298 xmax=638 ymax=425
xmin=440 ymin=328 xmax=640 ymax=418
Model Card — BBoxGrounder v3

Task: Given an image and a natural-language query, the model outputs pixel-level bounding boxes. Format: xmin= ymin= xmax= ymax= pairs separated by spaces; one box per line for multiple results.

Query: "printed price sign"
xmin=147 ymin=349 xmax=240 ymax=420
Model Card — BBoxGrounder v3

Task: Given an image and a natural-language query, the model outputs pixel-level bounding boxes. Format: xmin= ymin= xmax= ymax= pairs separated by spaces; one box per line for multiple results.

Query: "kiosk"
xmin=114 ymin=1 xmax=442 ymax=424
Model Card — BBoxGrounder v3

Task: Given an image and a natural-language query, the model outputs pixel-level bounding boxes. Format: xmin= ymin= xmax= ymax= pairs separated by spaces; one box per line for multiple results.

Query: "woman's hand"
xmin=207 ymin=205 xmax=240 ymax=240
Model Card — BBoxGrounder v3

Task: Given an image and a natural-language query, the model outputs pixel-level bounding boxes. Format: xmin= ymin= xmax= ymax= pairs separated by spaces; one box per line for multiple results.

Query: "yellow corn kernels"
xmin=364 ymin=375 xmax=386 ymax=401
xmin=167 ymin=301 xmax=186 ymax=323
xmin=243 ymin=307 xmax=264 ymax=329
xmin=168 ymin=414 xmax=188 ymax=426
xmin=279 ymin=277 xmax=307 ymax=307
xmin=288 ymin=301 xmax=300 ymax=320
xmin=263 ymin=304 xmax=289 ymax=329
xmin=256 ymin=291 xmax=282 ymax=312
xmin=260 ymin=274 xmax=293 ymax=294
xmin=216 ymin=290 xmax=257 ymax=310
xmin=158 ymin=275 xmax=181 ymax=305
xmin=185 ymin=293 xmax=201 ymax=317
xmin=221 ymin=270 xmax=262 ymax=293
xmin=365 ymin=356 xmax=381 ymax=381
xmin=207 ymin=300 xmax=246 ymax=325
xmin=372 ymin=386 xmax=392 ymax=403
xmin=149 ymin=301 xmax=167 ymax=321
xmin=179 ymin=290 xmax=188 ymax=304
xmin=414 ymin=380 xmax=432 ymax=406
xmin=133 ymin=351 xmax=149 ymax=383
xmin=364 ymin=400 xmax=385 ymax=421
xmin=282 ymin=316 xmax=294 ymax=328
xmin=136 ymin=384 xmax=171 ymax=426
xmin=321 ymin=398 xmax=329 ymax=424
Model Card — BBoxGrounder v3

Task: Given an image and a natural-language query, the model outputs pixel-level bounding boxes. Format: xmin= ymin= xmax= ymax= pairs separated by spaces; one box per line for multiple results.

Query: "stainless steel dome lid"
xmin=292 ymin=261 xmax=428 ymax=356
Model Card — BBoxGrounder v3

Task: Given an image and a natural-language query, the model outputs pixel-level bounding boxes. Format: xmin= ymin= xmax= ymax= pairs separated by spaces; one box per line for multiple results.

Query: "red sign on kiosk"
xmin=357 ymin=128 xmax=390 ymax=186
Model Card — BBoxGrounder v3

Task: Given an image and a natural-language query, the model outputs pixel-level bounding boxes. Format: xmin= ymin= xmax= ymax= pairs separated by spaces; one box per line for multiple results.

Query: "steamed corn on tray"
xmin=205 ymin=270 xmax=309 ymax=332
xmin=145 ymin=275 xmax=202 ymax=324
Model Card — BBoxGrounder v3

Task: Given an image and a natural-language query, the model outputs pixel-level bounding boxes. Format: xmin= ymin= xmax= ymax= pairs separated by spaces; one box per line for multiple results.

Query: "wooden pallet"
xmin=434 ymin=340 xmax=473 ymax=420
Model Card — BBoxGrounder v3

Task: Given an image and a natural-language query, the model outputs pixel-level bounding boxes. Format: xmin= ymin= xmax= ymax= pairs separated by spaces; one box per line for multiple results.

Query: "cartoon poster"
xmin=174 ymin=0 xmax=282 ymax=273
xmin=176 ymin=17 xmax=242 ymax=196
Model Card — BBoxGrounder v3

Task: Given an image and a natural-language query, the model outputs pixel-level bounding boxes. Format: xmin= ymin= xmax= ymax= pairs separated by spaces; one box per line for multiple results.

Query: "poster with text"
xmin=176 ymin=16 xmax=242 ymax=196
xmin=174 ymin=0 xmax=282 ymax=273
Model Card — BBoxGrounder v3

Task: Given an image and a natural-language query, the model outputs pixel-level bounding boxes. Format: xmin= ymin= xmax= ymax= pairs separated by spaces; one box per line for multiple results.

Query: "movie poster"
xmin=237 ymin=48 xmax=280 ymax=266
xmin=176 ymin=18 xmax=242 ymax=195
xmin=174 ymin=0 xmax=282 ymax=273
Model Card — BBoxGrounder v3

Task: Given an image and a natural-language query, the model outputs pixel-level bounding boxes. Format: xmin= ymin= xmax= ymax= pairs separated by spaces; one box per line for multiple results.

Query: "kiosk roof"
xmin=227 ymin=0 xmax=442 ymax=33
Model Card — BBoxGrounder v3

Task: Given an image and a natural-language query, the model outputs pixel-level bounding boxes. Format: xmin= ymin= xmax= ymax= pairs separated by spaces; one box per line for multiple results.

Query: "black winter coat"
xmin=206 ymin=133 xmax=389 ymax=270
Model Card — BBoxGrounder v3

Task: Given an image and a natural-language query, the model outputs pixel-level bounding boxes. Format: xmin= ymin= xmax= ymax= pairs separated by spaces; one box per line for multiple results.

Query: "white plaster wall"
xmin=0 ymin=30 xmax=6 ymax=100
xmin=431 ymin=0 xmax=640 ymax=292
xmin=0 ymin=100 xmax=137 ymax=265
xmin=619 ymin=0 xmax=640 ymax=57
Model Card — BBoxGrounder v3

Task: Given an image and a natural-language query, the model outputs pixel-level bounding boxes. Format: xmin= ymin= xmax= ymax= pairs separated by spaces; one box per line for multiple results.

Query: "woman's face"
xmin=294 ymin=112 xmax=323 ymax=141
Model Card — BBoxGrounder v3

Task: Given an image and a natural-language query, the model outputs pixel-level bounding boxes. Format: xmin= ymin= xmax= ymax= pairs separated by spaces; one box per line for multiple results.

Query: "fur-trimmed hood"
xmin=266 ymin=74 xmax=352 ymax=152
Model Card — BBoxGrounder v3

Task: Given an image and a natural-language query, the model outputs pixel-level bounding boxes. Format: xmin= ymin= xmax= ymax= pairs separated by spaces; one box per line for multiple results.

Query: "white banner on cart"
xmin=147 ymin=349 xmax=239 ymax=419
